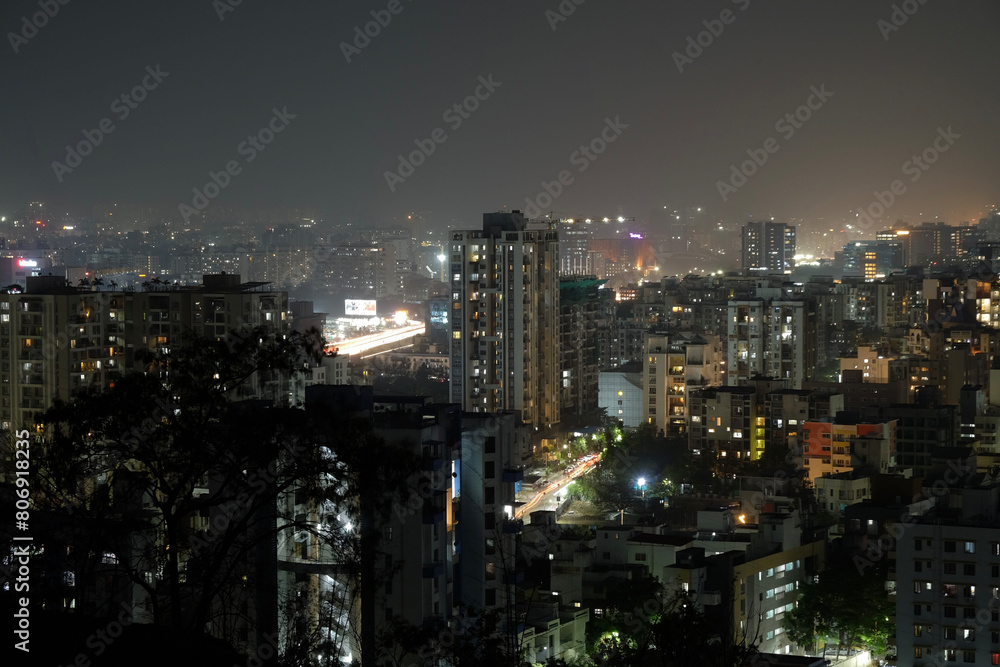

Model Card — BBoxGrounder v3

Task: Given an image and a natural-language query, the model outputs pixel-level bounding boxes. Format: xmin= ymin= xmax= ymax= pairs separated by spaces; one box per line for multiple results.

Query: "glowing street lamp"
xmin=437 ymin=253 xmax=446 ymax=283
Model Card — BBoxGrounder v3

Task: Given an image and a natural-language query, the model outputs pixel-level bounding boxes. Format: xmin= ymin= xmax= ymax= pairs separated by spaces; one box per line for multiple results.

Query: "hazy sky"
xmin=1 ymin=0 xmax=997 ymax=229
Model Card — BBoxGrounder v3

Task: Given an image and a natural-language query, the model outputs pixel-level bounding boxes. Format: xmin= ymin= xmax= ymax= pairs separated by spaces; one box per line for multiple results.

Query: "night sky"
xmin=1 ymin=0 xmax=997 ymax=229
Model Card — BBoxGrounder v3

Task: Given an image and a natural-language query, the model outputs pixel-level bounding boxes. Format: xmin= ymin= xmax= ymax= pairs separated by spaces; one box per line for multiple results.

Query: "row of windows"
xmin=912 ymin=582 xmax=1000 ymax=598
xmin=914 ymin=626 xmax=1000 ymax=643
xmin=914 ymin=539 xmax=1000 ymax=555
xmin=764 ymin=603 xmax=794 ymax=619
xmin=764 ymin=582 xmax=796 ymax=598
xmin=913 ymin=647 xmax=1000 ymax=664
xmin=913 ymin=603 xmax=1000 ymax=621
xmin=757 ymin=561 xmax=799 ymax=579
xmin=915 ymin=561 xmax=1000 ymax=578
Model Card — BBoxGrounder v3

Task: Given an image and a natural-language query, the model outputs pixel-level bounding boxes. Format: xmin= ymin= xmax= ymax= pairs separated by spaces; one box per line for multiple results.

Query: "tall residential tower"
xmin=448 ymin=212 xmax=560 ymax=432
xmin=741 ymin=221 xmax=796 ymax=274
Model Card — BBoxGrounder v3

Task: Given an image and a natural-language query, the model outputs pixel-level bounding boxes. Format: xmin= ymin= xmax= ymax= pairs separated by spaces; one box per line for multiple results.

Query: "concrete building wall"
xmin=598 ymin=366 xmax=643 ymax=428
xmin=895 ymin=522 xmax=1000 ymax=667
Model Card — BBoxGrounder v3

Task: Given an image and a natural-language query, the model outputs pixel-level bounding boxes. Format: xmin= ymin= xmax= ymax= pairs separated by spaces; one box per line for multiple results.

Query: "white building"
xmin=728 ymin=283 xmax=816 ymax=389
xmin=643 ymin=331 xmax=723 ymax=434
xmin=598 ymin=362 xmax=644 ymax=427
xmin=813 ymin=471 xmax=872 ymax=529
xmin=894 ymin=494 xmax=1000 ymax=667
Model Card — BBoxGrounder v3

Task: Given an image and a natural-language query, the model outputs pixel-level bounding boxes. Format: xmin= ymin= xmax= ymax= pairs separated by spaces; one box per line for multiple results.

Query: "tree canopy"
xmin=33 ymin=326 xmax=417 ymax=664
xmin=784 ymin=562 xmax=893 ymax=657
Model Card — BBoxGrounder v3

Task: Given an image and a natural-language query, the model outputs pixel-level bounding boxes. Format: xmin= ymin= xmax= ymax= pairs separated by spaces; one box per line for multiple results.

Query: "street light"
xmin=637 ymin=477 xmax=646 ymax=499
xmin=437 ymin=253 xmax=446 ymax=283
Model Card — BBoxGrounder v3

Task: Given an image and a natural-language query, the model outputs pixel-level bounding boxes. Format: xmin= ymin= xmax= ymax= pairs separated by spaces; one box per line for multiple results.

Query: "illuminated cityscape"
xmin=2 ymin=2 xmax=1000 ymax=666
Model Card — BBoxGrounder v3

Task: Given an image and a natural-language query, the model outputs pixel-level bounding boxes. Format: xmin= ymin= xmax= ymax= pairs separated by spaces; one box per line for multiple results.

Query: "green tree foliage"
xmin=576 ymin=424 xmax=690 ymax=517
xmin=784 ymin=563 xmax=893 ymax=657
xmin=584 ymin=588 xmax=759 ymax=667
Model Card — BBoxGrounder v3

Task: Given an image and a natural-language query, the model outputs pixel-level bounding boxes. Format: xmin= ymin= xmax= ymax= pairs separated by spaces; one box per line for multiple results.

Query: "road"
xmin=329 ymin=323 xmax=425 ymax=357
xmin=514 ymin=454 xmax=599 ymax=519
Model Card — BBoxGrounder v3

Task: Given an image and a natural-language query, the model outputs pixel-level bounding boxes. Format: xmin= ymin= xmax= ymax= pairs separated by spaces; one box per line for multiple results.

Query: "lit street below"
xmin=514 ymin=454 xmax=599 ymax=520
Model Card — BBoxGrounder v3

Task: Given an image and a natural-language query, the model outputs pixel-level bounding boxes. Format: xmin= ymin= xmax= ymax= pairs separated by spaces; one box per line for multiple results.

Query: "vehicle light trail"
xmin=329 ymin=324 xmax=425 ymax=356
xmin=514 ymin=454 xmax=599 ymax=519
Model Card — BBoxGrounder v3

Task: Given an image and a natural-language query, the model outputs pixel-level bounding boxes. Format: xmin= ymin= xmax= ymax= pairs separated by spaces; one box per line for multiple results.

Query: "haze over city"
xmin=4 ymin=2 xmax=1000 ymax=667
xmin=1 ymin=0 xmax=997 ymax=230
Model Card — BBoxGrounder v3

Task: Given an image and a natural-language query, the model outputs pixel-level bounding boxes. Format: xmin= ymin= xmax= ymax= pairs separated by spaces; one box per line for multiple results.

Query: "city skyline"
xmin=6 ymin=3 xmax=1000 ymax=664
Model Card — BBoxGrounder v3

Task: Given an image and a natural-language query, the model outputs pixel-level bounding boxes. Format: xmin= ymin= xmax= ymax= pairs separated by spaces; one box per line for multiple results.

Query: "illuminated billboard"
xmin=429 ymin=298 xmax=449 ymax=326
xmin=345 ymin=299 xmax=377 ymax=316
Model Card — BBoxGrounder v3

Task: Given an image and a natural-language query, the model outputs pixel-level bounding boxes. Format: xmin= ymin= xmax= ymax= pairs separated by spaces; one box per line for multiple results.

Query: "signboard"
xmin=345 ymin=299 xmax=376 ymax=316
xmin=429 ymin=299 xmax=449 ymax=326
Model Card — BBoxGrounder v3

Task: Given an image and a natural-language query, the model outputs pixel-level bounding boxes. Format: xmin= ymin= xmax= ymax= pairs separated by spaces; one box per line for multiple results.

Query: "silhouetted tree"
xmin=34 ymin=325 xmax=417 ymax=664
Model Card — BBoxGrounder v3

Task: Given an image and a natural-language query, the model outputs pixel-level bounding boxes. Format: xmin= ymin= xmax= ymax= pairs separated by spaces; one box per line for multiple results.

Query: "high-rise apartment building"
xmin=877 ymin=222 xmax=979 ymax=268
xmin=318 ymin=243 xmax=397 ymax=298
xmin=687 ymin=385 xmax=758 ymax=459
xmin=297 ymin=388 xmax=534 ymax=665
xmin=449 ymin=212 xmax=560 ymax=431
xmin=643 ymin=331 xmax=723 ymax=434
xmin=6 ymin=274 xmax=291 ymax=654
xmin=560 ymin=276 xmax=613 ymax=421
xmin=893 ymin=484 xmax=1000 ymax=667
xmin=840 ymin=240 xmax=904 ymax=279
xmin=0 ymin=274 xmax=288 ymax=439
xmin=800 ymin=417 xmax=896 ymax=483
xmin=762 ymin=388 xmax=844 ymax=459
xmin=728 ymin=285 xmax=817 ymax=389
xmin=557 ymin=221 xmax=596 ymax=276
xmin=459 ymin=411 xmax=523 ymax=611
xmin=296 ymin=387 xmax=463 ymax=666
xmin=741 ymin=221 xmax=795 ymax=273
